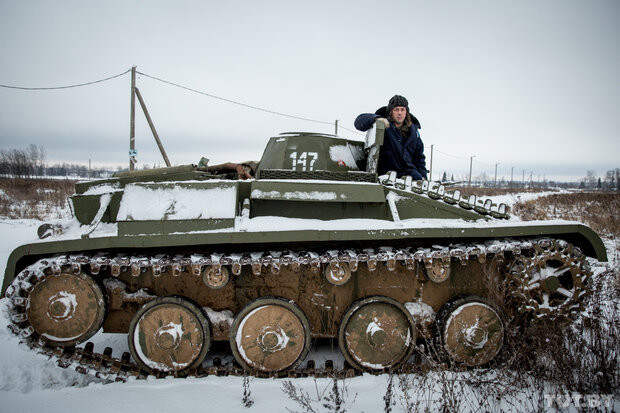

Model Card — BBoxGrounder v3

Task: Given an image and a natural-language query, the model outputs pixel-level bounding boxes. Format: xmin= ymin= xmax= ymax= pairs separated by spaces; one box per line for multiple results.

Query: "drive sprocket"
xmin=509 ymin=239 xmax=591 ymax=321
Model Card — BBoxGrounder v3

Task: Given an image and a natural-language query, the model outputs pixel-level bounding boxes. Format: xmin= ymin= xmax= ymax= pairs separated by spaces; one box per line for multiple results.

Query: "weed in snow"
xmin=281 ymin=378 xmax=357 ymax=413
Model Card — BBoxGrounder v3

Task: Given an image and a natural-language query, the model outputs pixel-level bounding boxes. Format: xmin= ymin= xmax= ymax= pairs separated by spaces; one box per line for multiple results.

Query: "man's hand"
xmin=376 ymin=118 xmax=390 ymax=127
xmin=235 ymin=164 xmax=253 ymax=180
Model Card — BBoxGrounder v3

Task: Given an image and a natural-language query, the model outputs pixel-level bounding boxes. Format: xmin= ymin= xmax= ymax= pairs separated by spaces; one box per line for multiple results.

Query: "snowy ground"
xmin=486 ymin=190 xmax=567 ymax=210
xmin=0 ymin=191 xmax=618 ymax=412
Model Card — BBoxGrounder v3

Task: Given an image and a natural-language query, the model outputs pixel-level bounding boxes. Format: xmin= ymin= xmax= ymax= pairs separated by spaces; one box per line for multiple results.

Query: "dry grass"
xmin=0 ymin=177 xmax=75 ymax=220
xmin=505 ymin=268 xmax=619 ymax=396
xmin=513 ymin=192 xmax=620 ymax=237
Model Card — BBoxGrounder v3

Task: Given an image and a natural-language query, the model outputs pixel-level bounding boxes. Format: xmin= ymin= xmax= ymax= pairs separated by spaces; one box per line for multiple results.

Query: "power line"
xmin=435 ymin=148 xmax=468 ymax=160
xmin=340 ymin=125 xmax=364 ymax=135
xmin=0 ymin=69 xmax=131 ymax=90
xmin=136 ymin=70 xmax=336 ymax=126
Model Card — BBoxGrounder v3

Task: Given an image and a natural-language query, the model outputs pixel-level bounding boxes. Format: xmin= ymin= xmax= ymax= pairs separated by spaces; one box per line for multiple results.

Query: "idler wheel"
xmin=435 ymin=297 xmax=504 ymax=367
xmin=27 ymin=272 xmax=105 ymax=346
xmin=230 ymin=297 xmax=311 ymax=373
xmin=338 ymin=296 xmax=416 ymax=371
xmin=128 ymin=297 xmax=211 ymax=374
xmin=509 ymin=241 xmax=589 ymax=320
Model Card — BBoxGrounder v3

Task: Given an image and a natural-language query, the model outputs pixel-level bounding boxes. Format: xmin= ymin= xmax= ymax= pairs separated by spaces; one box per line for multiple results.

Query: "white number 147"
xmin=289 ymin=152 xmax=318 ymax=171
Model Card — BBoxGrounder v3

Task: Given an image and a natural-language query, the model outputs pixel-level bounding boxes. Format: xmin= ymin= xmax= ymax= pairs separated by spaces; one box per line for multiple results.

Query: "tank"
xmin=1 ymin=122 xmax=607 ymax=379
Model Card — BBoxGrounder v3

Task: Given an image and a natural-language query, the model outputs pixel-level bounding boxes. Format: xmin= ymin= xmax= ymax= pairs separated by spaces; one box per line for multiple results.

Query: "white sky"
xmin=0 ymin=0 xmax=618 ymax=181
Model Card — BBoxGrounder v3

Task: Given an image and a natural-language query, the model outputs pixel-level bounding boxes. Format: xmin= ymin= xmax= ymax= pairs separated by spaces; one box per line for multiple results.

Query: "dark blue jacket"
xmin=354 ymin=106 xmax=427 ymax=179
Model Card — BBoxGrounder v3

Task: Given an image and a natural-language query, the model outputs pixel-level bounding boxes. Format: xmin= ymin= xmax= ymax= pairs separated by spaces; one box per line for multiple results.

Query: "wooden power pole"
xmin=127 ymin=65 xmax=172 ymax=169
xmin=129 ymin=66 xmax=136 ymax=170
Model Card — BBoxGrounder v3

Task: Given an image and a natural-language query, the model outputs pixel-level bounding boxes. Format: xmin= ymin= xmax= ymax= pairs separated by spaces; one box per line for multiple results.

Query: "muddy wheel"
xmin=435 ymin=297 xmax=505 ymax=367
xmin=324 ymin=263 xmax=352 ymax=285
xmin=338 ymin=296 xmax=416 ymax=371
xmin=509 ymin=240 xmax=590 ymax=320
xmin=230 ymin=297 xmax=311 ymax=373
xmin=27 ymin=272 xmax=105 ymax=346
xmin=128 ymin=297 xmax=211 ymax=374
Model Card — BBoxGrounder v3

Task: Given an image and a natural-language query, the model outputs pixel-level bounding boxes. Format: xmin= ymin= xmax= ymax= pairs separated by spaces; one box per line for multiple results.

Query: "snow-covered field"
xmin=486 ymin=190 xmax=568 ymax=212
xmin=0 ymin=190 xmax=618 ymax=412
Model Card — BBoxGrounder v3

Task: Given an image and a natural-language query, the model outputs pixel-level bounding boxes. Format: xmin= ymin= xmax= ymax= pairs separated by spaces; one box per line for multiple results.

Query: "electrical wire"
xmin=136 ymin=70 xmax=336 ymax=126
xmin=435 ymin=148 xmax=469 ymax=160
xmin=0 ymin=69 xmax=131 ymax=90
xmin=0 ymin=67 xmax=364 ymax=135
xmin=339 ymin=125 xmax=365 ymax=135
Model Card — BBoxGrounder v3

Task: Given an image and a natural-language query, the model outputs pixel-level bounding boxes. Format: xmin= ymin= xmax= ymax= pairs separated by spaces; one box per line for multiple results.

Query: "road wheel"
xmin=230 ymin=297 xmax=311 ymax=373
xmin=338 ymin=296 xmax=416 ymax=371
xmin=27 ymin=272 xmax=105 ymax=346
xmin=435 ymin=296 xmax=505 ymax=367
xmin=128 ymin=296 xmax=211 ymax=374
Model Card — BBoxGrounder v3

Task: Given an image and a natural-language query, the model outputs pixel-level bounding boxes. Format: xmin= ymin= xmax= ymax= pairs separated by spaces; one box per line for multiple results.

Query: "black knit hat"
xmin=387 ymin=95 xmax=409 ymax=114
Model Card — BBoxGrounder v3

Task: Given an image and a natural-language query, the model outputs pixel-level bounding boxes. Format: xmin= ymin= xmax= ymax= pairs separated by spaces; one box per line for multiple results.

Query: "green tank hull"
xmin=1 ymin=124 xmax=607 ymax=376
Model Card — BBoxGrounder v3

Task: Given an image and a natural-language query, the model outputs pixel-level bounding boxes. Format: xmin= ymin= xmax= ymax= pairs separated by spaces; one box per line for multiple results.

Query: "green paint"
xmin=0 ymin=132 xmax=608 ymax=298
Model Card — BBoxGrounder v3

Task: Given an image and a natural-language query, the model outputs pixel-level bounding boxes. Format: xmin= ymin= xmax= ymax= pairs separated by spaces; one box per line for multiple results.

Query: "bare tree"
xmin=584 ymin=170 xmax=597 ymax=188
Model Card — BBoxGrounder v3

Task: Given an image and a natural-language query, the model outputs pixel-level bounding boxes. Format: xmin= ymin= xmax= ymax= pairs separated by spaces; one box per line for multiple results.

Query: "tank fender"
xmin=1 ymin=222 xmax=607 ymax=298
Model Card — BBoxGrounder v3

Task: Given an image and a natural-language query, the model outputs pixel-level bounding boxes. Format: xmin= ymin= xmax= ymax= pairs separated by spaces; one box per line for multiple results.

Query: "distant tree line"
xmin=0 ymin=144 xmax=46 ymax=177
xmin=434 ymin=168 xmax=619 ymax=190
xmin=579 ymin=169 xmax=620 ymax=191
xmin=0 ymin=144 xmax=116 ymax=178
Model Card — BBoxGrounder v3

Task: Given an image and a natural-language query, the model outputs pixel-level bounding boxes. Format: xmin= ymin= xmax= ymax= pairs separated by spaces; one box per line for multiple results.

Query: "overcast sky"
xmin=0 ymin=0 xmax=618 ymax=181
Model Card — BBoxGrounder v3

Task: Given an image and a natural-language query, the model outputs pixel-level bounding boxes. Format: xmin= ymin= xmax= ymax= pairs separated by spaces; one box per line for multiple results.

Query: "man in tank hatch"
xmin=354 ymin=95 xmax=427 ymax=180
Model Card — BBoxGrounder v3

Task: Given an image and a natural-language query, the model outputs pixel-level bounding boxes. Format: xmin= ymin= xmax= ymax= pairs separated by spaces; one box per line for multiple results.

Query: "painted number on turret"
xmin=289 ymin=152 xmax=318 ymax=171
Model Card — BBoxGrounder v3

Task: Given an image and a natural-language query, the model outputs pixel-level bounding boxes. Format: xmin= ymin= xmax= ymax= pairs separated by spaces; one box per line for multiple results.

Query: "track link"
xmin=3 ymin=238 xmax=589 ymax=382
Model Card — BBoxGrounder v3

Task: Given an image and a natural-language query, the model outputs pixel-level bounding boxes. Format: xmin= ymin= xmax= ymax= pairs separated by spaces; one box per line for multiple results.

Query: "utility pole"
xmin=522 ymin=169 xmax=525 ymax=188
xmin=129 ymin=66 xmax=137 ymax=171
xmin=429 ymin=144 xmax=434 ymax=181
xmin=494 ymin=162 xmax=500 ymax=187
xmin=88 ymin=158 xmax=91 ymax=179
xmin=510 ymin=166 xmax=514 ymax=188
xmin=468 ymin=156 xmax=475 ymax=187
xmin=334 ymin=120 xmax=338 ymax=136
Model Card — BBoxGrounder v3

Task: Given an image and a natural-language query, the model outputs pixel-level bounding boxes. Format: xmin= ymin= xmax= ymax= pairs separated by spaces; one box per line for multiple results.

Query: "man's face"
xmin=391 ymin=106 xmax=407 ymax=126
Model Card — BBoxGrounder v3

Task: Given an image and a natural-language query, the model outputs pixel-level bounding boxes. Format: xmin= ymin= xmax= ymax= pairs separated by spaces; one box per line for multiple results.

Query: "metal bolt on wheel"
xmin=230 ymin=297 xmax=311 ymax=373
xmin=338 ymin=296 xmax=416 ymax=371
xmin=128 ymin=297 xmax=211 ymax=374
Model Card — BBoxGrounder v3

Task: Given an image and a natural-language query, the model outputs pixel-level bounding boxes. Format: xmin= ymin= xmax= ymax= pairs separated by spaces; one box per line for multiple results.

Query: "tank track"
xmin=3 ymin=237 xmax=589 ymax=382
